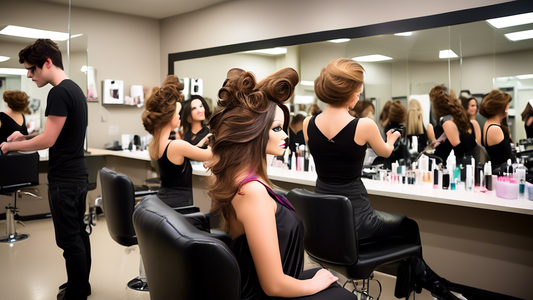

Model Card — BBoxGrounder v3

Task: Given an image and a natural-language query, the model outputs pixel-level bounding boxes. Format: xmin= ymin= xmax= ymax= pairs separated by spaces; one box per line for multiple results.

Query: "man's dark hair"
xmin=19 ymin=39 xmax=64 ymax=70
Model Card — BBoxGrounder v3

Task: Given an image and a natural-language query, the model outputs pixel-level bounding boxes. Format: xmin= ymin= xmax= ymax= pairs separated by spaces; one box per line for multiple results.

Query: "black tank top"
xmin=434 ymin=115 xmax=476 ymax=164
xmin=525 ymin=114 xmax=533 ymax=139
xmin=307 ymin=115 xmax=366 ymax=184
xmin=0 ymin=112 xmax=28 ymax=143
xmin=157 ymin=141 xmax=192 ymax=190
xmin=483 ymin=124 xmax=511 ymax=167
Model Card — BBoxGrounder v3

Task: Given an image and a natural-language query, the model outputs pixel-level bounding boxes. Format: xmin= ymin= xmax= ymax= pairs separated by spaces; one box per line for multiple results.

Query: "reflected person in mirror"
xmin=521 ymin=99 xmax=533 ymax=139
xmin=0 ymin=38 xmax=90 ymax=300
xmin=208 ymin=67 xmax=356 ymax=299
xmin=0 ymin=90 xmax=29 ymax=143
xmin=180 ymin=95 xmax=212 ymax=146
xmin=405 ymin=99 xmax=434 ymax=154
xmin=460 ymin=94 xmax=482 ymax=144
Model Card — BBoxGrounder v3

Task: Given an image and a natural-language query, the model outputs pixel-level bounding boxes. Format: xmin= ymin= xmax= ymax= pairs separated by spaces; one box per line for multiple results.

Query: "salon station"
xmin=1 ymin=1 xmax=533 ymax=300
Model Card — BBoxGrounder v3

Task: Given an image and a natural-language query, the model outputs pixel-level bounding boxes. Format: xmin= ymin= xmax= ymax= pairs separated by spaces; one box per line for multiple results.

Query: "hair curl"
xmin=141 ymin=75 xmax=184 ymax=159
xmin=3 ymin=90 xmax=29 ymax=112
xmin=314 ymin=58 xmax=365 ymax=107
xmin=430 ymin=85 xmax=471 ymax=133
xmin=208 ymin=67 xmax=298 ymax=232
xmin=19 ymin=39 xmax=64 ymax=70
xmin=479 ymin=89 xmax=512 ymax=137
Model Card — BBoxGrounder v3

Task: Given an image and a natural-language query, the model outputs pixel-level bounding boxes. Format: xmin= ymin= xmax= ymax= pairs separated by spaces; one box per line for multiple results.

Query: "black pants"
xmin=49 ymin=185 xmax=91 ymax=300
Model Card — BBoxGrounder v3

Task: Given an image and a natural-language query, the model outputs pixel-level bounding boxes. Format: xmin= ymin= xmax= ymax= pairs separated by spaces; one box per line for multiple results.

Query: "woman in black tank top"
xmin=0 ymin=90 xmax=29 ymax=143
xmin=480 ymin=90 xmax=513 ymax=172
xmin=141 ymin=75 xmax=212 ymax=209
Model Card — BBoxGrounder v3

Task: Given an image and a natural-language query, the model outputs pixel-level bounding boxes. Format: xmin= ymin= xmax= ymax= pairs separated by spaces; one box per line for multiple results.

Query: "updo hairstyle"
xmin=353 ymin=100 xmax=375 ymax=118
xmin=3 ymin=90 xmax=29 ymax=112
xmin=314 ymin=58 xmax=365 ymax=107
xmin=208 ymin=67 xmax=299 ymax=232
xmin=141 ymin=75 xmax=184 ymax=159
xmin=479 ymin=89 xmax=512 ymax=137
xmin=388 ymin=100 xmax=406 ymax=123
xmin=430 ymin=85 xmax=471 ymax=133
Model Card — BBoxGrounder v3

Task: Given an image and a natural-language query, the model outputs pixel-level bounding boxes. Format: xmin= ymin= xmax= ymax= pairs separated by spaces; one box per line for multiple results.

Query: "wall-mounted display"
xmin=102 ymin=79 xmax=124 ymax=104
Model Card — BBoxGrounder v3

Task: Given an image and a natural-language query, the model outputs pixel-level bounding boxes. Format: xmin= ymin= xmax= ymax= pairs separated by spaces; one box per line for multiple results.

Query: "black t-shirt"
xmin=45 ymin=79 xmax=88 ymax=186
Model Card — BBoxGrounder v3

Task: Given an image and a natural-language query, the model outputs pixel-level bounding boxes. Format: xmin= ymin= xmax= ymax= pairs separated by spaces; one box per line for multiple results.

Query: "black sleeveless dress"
xmin=482 ymin=124 xmax=512 ymax=172
xmin=156 ymin=141 xmax=193 ymax=208
xmin=231 ymin=176 xmax=356 ymax=300
xmin=183 ymin=124 xmax=209 ymax=146
xmin=307 ymin=115 xmax=417 ymax=243
xmin=0 ymin=112 xmax=28 ymax=142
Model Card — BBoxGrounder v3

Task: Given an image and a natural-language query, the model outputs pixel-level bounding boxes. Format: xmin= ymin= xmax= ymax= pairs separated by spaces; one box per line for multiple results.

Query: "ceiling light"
xmin=300 ymin=80 xmax=314 ymax=86
xmin=0 ymin=68 xmax=28 ymax=75
xmin=486 ymin=12 xmax=533 ymax=29
xmin=439 ymin=49 xmax=458 ymax=59
xmin=517 ymin=74 xmax=533 ymax=80
xmin=394 ymin=32 xmax=413 ymax=36
xmin=0 ymin=25 xmax=82 ymax=41
xmin=245 ymin=48 xmax=287 ymax=55
xmin=327 ymin=38 xmax=350 ymax=43
xmin=505 ymin=29 xmax=533 ymax=42
xmin=352 ymin=55 xmax=392 ymax=62
xmin=0 ymin=56 xmax=10 ymax=62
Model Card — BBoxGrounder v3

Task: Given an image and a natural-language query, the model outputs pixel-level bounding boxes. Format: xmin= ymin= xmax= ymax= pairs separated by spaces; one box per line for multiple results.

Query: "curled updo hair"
xmin=3 ymin=90 xmax=29 ymax=112
xmin=388 ymin=100 xmax=406 ymax=123
xmin=480 ymin=89 xmax=512 ymax=137
xmin=430 ymin=85 xmax=471 ymax=133
xmin=208 ymin=67 xmax=299 ymax=232
xmin=141 ymin=75 xmax=184 ymax=159
xmin=314 ymin=58 xmax=365 ymax=107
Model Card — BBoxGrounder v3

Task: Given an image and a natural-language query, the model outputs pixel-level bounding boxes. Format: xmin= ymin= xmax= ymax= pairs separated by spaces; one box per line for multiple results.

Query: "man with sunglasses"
xmin=0 ymin=39 xmax=90 ymax=300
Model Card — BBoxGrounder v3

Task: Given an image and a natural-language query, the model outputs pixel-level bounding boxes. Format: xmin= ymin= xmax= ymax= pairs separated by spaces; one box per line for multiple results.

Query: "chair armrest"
xmin=134 ymin=190 xmax=158 ymax=198
xmin=181 ymin=211 xmax=211 ymax=233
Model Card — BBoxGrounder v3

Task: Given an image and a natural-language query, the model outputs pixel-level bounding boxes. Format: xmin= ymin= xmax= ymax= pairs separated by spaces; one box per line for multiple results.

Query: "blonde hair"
xmin=314 ymin=58 xmax=365 ymax=107
xmin=406 ymin=99 xmax=424 ymax=135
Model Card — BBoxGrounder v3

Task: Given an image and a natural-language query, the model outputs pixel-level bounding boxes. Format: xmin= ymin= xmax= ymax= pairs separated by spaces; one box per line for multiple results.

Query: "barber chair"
xmin=83 ymin=155 xmax=106 ymax=234
xmin=286 ymin=188 xmax=422 ymax=299
xmin=133 ymin=195 xmax=240 ymax=300
xmin=0 ymin=151 xmax=40 ymax=243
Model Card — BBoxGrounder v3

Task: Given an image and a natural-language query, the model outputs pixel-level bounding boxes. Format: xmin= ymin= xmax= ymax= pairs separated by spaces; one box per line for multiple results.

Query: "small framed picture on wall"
xmin=102 ymin=79 xmax=124 ymax=104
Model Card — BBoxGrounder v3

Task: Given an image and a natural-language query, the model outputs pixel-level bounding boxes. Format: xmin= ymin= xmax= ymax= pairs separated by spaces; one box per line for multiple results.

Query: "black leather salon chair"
xmin=133 ymin=195 xmax=240 ymax=300
xmin=0 ymin=151 xmax=40 ymax=243
xmin=286 ymin=188 xmax=422 ymax=299
xmin=99 ymin=167 xmax=157 ymax=291
xmin=83 ymin=155 xmax=106 ymax=233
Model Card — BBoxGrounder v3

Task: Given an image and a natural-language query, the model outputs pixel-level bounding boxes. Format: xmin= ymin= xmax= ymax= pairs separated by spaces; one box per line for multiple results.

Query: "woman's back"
xmin=0 ymin=111 xmax=28 ymax=142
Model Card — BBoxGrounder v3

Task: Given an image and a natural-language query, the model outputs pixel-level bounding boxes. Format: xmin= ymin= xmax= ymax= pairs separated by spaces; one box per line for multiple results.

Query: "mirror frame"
xmin=168 ymin=0 xmax=533 ymax=74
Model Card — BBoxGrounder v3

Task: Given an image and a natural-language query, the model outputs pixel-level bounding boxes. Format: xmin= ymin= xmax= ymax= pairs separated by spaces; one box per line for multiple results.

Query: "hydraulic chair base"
xmin=0 ymin=205 xmax=29 ymax=243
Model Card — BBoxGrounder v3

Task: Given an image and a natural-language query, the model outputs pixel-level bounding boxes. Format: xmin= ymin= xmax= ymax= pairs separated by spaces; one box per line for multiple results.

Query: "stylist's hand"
xmin=386 ymin=129 xmax=401 ymax=142
xmin=197 ymin=133 xmax=213 ymax=148
xmin=7 ymin=131 xmax=25 ymax=142
xmin=308 ymin=269 xmax=338 ymax=293
xmin=0 ymin=142 xmax=11 ymax=154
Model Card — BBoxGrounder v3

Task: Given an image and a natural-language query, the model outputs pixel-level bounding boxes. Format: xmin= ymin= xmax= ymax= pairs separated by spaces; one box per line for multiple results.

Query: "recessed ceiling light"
xmin=0 ymin=68 xmax=28 ymax=75
xmin=394 ymin=32 xmax=413 ymax=36
xmin=327 ymin=38 xmax=350 ymax=43
xmin=0 ymin=56 xmax=10 ymax=62
xmin=0 ymin=25 xmax=82 ymax=41
xmin=517 ymin=74 xmax=533 ymax=80
xmin=439 ymin=49 xmax=458 ymax=59
xmin=352 ymin=55 xmax=393 ymax=62
xmin=505 ymin=29 xmax=533 ymax=42
xmin=486 ymin=12 xmax=533 ymax=29
xmin=245 ymin=48 xmax=287 ymax=55
xmin=300 ymin=80 xmax=314 ymax=86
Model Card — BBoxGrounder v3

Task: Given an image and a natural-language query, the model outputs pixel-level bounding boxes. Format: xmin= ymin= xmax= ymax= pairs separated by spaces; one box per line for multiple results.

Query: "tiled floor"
xmin=0 ymin=215 xmax=435 ymax=300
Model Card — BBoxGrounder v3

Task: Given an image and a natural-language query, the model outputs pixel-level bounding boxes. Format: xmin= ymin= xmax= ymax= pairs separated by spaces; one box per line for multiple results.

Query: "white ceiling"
xmin=37 ymin=0 xmax=233 ymax=19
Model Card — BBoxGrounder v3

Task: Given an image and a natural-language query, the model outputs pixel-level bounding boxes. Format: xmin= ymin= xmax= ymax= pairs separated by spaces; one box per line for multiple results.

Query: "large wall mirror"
xmin=171 ymin=1 xmax=533 ymax=155
xmin=0 ymin=28 xmax=88 ymax=135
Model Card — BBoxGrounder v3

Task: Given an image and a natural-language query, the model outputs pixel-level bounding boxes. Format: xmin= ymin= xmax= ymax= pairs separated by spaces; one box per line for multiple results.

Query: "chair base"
xmin=127 ymin=277 xmax=149 ymax=291
xmin=0 ymin=233 xmax=30 ymax=243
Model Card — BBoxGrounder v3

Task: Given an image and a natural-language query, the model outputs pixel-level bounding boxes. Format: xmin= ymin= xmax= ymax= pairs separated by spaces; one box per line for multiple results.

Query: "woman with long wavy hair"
xmin=141 ymin=75 xmax=211 ymax=209
xmin=208 ymin=67 xmax=356 ymax=299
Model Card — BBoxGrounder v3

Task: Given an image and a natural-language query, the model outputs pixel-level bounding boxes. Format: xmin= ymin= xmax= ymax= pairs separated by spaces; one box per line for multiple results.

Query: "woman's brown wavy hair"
xmin=208 ymin=67 xmax=298 ymax=233
xmin=479 ymin=89 xmax=512 ymax=137
xmin=141 ymin=75 xmax=184 ymax=160
xmin=388 ymin=100 xmax=406 ymax=123
xmin=314 ymin=58 xmax=365 ymax=107
xmin=430 ymin=86 xmax=471 ymax=133
xmin=3 ymin=90 xmax=29 ymax=112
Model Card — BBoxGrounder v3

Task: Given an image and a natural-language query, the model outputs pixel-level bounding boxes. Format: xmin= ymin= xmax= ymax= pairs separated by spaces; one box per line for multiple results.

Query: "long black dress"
xmin=307 ymin=115 xmax=420 ymax=244
xmin=231 ymin=176 xmax=356 ymax=300
xmin=156 ymin=141 xmax=193 ymax=208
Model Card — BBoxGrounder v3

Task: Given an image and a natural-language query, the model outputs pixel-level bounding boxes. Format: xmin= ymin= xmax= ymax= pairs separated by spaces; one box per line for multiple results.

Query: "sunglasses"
xmin=27 ymin=65 xmax=37 ymax=75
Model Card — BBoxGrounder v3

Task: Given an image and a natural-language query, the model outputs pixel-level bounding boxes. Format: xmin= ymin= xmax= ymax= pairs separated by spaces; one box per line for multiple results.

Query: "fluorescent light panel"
xmin=486 ymin=12 xmax=533 ymax=29
xmin=394 ymin=32 xmax=413 ymax=36
xmin=300 ymin=80 xmax=314 ymax=86
xmin=439 ymin=49 xmax=458 ymax=59
xmin=517 ymin=74 xmax=533 ymax=80
xmin=505 ymin=29 xmax=533 ymax=42
xmin=0 ymin=25 xmax=82 ymax=41
xmin=352 ymin=55 xmax=392 ymax=62
xmin=328 ymin=38 xmax=350 ymax=43
xmin=246 ymin=48 xmax=287 ymax=55
xmin=0 ymin=68 xmax=28 ymax=75
xmin=0 ymin=56 xmax=10 ymax=62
